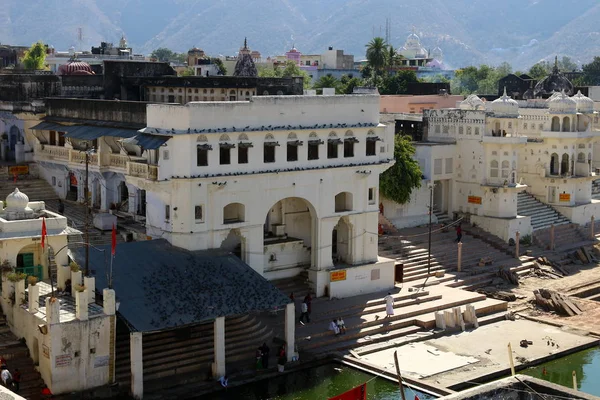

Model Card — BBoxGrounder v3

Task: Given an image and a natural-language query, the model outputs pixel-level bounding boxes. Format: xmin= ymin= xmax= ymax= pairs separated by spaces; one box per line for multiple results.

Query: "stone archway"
xmin=220 ymin=229 xmax=246 ymax=262
xmin=263 ymin=197 xmax=316 ymax=277
xmin=332 ymin=217 xmax=352 ymax=265
xmin=16 ymin=243 xmax=46 ymax=281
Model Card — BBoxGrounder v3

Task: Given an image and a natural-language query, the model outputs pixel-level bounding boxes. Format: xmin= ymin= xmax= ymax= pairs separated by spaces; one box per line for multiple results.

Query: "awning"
xmin=264 ymin=141 xmax=280 ymax=147
xmin=287 ymin=140 xmax=304 ymax=146
xmin=30 ymin=121 xmax=138 ymax=140
xmin=328 ymin=138 xmax=342 ymax=145
xmin=123 ymin=134 xmax=171 ymax=150
xmin=308 ymin=139 xmax=324 ymax=145
xmin=344 ymin=137 xmax=359 ymax=143
xmin=219 ymin=143 xmax=236 ymax=149
xmin=238 ymin=142 xmax=254 ymax=148
xmin=366 ymin=136 xmax=382 ymax=142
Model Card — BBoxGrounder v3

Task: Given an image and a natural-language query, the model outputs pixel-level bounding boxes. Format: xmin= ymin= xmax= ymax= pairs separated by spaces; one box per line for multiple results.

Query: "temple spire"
xmin=244 ymin=37 xmax=248 ymax=50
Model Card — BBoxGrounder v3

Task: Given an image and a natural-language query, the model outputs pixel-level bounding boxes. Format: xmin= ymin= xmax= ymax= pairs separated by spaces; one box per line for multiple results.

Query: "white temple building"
xmin=382 ymin=88 xmax=600 ymax=241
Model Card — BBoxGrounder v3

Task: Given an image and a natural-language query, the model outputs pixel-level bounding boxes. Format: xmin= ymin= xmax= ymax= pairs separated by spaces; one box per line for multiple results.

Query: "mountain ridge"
xmin=2 ymin=0 xmax=600 ymax=70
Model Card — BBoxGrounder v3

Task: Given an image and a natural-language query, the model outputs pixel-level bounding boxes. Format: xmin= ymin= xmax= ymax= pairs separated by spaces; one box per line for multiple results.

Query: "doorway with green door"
xmin=16 ymin=244 xmax=44 ymax=283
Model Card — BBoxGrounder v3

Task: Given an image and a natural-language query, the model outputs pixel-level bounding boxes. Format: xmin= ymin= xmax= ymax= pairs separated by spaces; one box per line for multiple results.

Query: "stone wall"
xmin=45 ymin=98 xmax=147 ymax=126
xmin=102 ymin=60 xmax=176 ymax=100
xmin=0 ymin=74 xmax=61 ymax=101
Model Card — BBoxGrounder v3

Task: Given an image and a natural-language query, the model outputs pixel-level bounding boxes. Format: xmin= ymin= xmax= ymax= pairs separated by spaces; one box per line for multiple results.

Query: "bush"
xmin=70 ymin=261 xmax=80 ymax=272
xmin=27 ymin=276 xmax=38 ymax=286
xmin=6 ymin=272 xmax=27 ymax=282
xmin=74 ymin=284 xmax=86 ymax=293
xmin=519 ymin=235 xmax=532 ymax=246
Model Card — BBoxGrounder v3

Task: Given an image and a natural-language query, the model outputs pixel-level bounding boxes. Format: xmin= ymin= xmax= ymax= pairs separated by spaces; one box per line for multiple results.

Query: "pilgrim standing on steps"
xmin=384 ymin=292 xmax=394 ymax=318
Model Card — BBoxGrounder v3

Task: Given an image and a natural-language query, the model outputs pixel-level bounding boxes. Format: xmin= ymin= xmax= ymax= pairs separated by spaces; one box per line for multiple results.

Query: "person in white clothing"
xmin=218 ymin=375 xmax=228 ymax=388
xmin=0 ymin=366 xmax=12 ymax=386
xmin=384 ymin=292 xmax=394 ymax=318
xmin=329 ymin=319 xmax=340 ymax=336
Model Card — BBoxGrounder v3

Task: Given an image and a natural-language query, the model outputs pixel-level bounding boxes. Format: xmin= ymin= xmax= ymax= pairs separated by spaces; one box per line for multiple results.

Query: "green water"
xmin=523 ymin=347 xmax=600 ymax=396
xmin=203 ymin=364 xmax=436 ymax=400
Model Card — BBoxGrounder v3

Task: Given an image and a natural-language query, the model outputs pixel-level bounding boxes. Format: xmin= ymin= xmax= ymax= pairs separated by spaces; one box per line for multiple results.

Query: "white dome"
xmin=431 ymin=46 xmax=443 ymax=61
xmin=572 ymin=90 xmax=594 ymax=113
xmin=491 ymin=88 xmax=519 ymax=117
xmin=460 ymin=94 xmax=485 ymax=110
xmin=406 ymin=33 xmax=421 ymax=48
xmin=548 ymin=90 xmax=577 ymax=114
xmin=5 ymin=188 xmax=29 ymax=211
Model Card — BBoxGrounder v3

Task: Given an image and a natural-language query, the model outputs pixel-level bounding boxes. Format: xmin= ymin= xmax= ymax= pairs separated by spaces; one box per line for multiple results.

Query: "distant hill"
xmin=3 ymin=0 xmax=600 ymax=70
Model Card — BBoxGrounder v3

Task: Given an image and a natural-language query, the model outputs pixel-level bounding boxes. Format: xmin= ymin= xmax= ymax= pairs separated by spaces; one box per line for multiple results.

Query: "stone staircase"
xmin=433 ymin=208 xmax=452 ymax=225
xmin=533 ymin=223 xmax=590 ymax=251
xmin=116 ymin=314 xmax=278 ymax=397
xmin=272 ymin=270 xmax=313 ymax=299
xmin=378 ymin=213 xmax=399 ymax=234
xmin=0 ymin=178 xmax=59 ymax=203
xmin=378 ymin=227 xmax=526 ymax=285
xmin=0 ymin=313 xmax=45 ymax=400
xmin=592 ymin=178 xmax=600 ymax=198
xmin=517 ymin=191 xmax=570 ymax=231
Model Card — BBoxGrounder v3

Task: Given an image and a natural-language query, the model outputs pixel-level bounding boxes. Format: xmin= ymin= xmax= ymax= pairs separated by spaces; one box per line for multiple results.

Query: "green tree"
xmin=151 ymin=48 xmax=177 ymax=62
xmin=528 ymin=63 xmax=548 ymax=79
xmin=313 ymin=74 xmax=340 ymax=93
xmin=421 ymin=74 xmax=450 ymax=83
xmin=379 ymin=135 xmax=422 ymax=204
xmin=451 ymin=64 xmax=507 ymax=95
xmin=385 ymin=45 xmax=399 ymax=68
xmin=339 ymin=74 xmax=364 ymax=94
xmin=379 ymin=70 xmax=419 ymax=95
xmin=21 ymin=42 xmax=47 ymax=70
xmin=365 ymin=37 xmax=387 ymax=74
xmin=211 ymin=58 xmax=227 ymax=75
xmin=258 ymin=60 xmax=312 ymax=88
xmin=579 ymin=56 xmax=600 ymax=85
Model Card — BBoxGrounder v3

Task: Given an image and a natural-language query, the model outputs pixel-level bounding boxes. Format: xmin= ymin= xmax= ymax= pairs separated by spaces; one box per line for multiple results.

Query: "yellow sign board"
xmin=8 ymin=165 xmax=29 ymax=175
xmin=559 ymin=193 xmax=571 ymax=202
xmin=468 ymin=196 xmax=482 ymax=205
xmin=330 ymin=270 xmax=347 ymax=282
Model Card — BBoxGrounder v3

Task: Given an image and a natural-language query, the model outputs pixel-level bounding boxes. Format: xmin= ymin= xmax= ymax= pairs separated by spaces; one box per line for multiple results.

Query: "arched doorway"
xmin=16 ymin=243 xmax=45 ymax=282
xmin=550 ymin=153 xmax=559 ymax=175
xmin=220 ymin=229 xmax=245 ymax=261
xmin=264 ymin=197 xmax=315 ymax=275
xmin=561 ymin=154 xmax=570 ymax=176
xmin=9 ymin=125 xmax=20 ymax=152
xmin=551 ymin=117 xmax=560 ymax=132
xmin=332 ymin=217 xmax=352 ymax=265
xmin=562 ymin=117 xmax=571 ymax=132
xmin=118 ymin=181 xmax=129 ymax=204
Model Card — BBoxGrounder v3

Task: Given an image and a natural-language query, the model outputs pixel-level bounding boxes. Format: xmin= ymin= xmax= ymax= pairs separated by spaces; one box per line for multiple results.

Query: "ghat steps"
xmin=517 ymin=191 xmax=570 ymax=231
xmin=0 ymin=177 xmax=58 ymax=203
xmin=533 ymin=222 xmax=591 ymax=251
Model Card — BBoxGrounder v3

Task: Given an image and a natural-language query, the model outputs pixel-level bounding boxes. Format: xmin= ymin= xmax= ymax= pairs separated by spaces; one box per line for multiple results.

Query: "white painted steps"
xmin=517 ymin=191 xmax=570 ymax=231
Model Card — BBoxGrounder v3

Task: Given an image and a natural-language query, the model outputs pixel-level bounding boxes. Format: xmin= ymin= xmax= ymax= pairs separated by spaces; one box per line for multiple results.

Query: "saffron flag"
xmin=111 ymin=224 xmax=117 ymax=256
xmin=41 ymin=217 xmax=47 ymax=250
xmin=328 ymin=383 xmax=367 ymax=400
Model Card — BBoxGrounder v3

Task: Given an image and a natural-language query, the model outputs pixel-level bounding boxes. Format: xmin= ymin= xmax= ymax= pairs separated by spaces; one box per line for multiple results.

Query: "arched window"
xmin=210 ymin=89 xmax=214 ymax=94
xmin=562 ymin=117 xmax=570 ymax=132
xmin=223 ymin=203 xmax=245 ymax=224
xmin=458 ymin=126 xmax=464 ymax=135
xmin=467 ymin=126 xmax=472 ymax=135
xmin=334 ymin=192 xmax=353 ymax=212
xmin=327 ymin=132 xmax=340 ymax=159
xmin=550 ymin=153 xmax=559 ymax=175
xmin=442 ymin=125 xmax=449 ymax=134
xmin=578 ymin=152 xmax=586 ymax=163
xmin=501 ymin=161 xmax=510 ymax=178
xmin=561 ymin=154 xmax=569 ymax=175
xmin=490 ymin=160 xmax=499 ymax=178
xmin=494 ymin=121 xmax=501 ymax=132
xmin=551 ymin=116 xmax=560 ymax=132
xmin=264 ymin=133 xmax=278 ymax=163
xmin=474 ymin=127 xmax=480 ymax=135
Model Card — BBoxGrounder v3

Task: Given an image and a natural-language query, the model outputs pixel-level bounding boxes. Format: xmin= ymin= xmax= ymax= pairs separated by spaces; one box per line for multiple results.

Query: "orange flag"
xmin=328 ymin=383 xmax=367 ymax=400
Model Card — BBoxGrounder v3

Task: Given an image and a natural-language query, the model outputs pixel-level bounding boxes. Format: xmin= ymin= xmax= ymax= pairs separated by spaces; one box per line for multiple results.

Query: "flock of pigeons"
xmin=146 ymin=122 xmax=379 ymax=135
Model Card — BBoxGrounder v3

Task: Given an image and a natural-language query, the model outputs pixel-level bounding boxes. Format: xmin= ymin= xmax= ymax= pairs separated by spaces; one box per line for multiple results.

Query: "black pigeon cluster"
xmin=148 ymin=122 xmax=378 ymax=135
xmin=166 ymin=158 xmax=393 ymax=181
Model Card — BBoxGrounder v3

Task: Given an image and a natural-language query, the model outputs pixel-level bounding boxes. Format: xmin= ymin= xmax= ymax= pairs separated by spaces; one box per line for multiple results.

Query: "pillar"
xmin=591 ymin=216 xmax=595 ymax=240
xmin=130 ymin=332 xmax=143 ymax=399
xmin=100 ymin=178 xmax=110 ymax=212
xmin=45 ymin=297 xmax=60 ymax=325
xmin=28 ymin=284 xmax=40 ymax=314
xmin=15 ymin=280 xmax=25 ymax=307
xmin=103 ymin=288 xmax=116 ymax=316
xmin=126 ymin=184 xmax=138 ymax=214
xmin=457 ymin=242 xmax=463 ymax=272
xmin=75 ymin=290 xmax=88 ymax=321
xmin=84 ymin=276 xmax=95 ymax=303
xmin=57 ymin=265 xmax=70 ymax=291
xmin=515 ymin=231 xmax=520 ymax=259
xmin=71 ymin=270 xmax=82 ymax=296
xmin=212 ymin=317 xmax=226 ymax=379
xmin=550 ymin=224 xmax=555 ymax=250
xmin=285 ymin=302 xmax=295 ymax=362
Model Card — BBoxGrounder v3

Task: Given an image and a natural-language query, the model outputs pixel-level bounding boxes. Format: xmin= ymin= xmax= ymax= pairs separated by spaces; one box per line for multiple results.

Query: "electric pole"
xmin=84 ymin=142 xmax=90 ymax=277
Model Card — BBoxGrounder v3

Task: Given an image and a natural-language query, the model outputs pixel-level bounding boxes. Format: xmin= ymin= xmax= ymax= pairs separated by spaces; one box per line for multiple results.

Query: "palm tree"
xmin=386 ymin=45 xmax=398 ymax=69
xmin=313 ymin=74 xmax=340 ymax=93
xmin=365 ymin=37 xmax=387 ymax=74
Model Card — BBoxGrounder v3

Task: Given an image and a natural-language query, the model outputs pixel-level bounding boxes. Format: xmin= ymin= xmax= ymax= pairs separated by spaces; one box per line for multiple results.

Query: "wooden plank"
xmin=562 ymin=297 xmax=582 ymax=315
xmin=582 ymin=247 xmax=593 ymax=264
xmin=576 ymin=249 xmax=588 ymax=263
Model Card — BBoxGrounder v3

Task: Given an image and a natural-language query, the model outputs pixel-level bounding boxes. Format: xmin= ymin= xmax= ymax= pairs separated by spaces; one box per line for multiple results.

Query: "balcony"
xmin=39 ymin=145 xmax=69 ymax=161
xmin=109 ymin=154 xmax=128 ymax=169
xmin=127 ymin=162 xmax=158 ymax=181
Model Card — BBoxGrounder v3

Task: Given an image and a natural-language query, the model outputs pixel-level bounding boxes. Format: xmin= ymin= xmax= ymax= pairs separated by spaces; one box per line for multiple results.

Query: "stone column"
xmin=28 ymin=284 xmax=40 ymax=314
xmin=76 ymin=290 xmax=88 ymax=321
xmin=15 ymin=280 xmax=25 ymax=307
xmin=57 ymin=265 xmax=70 ymax=291
xmin=100 ymin=178 xmax=110 ymax=212
xmin=71 ymin=270 xmax=83 ymax=296
xmin=285 ymin=302 xmax=295 ymax=362
xmin=550 ymin=224 xmax=555 ymax=251
xmin=212 ymin=317 xmax=226 ymax=379
xmin=84 ymin=276 xmax=95 ymax=303
xmin=457 ymin=242 xmax=463 ymax=272
xmin=46 ymin=297 xmax=60 ymax=325
xmin=515 ymin=231 xmax=520 ymax=259
xmin=591 ymin=216 xmax=595 ymax=240
xmin=130 ymin=332 xmax=144 ymax=400
xmin=126 ymin=184 xmax=138 ymax=215
xmin=103 ymin=288 xmax=116 ymax=315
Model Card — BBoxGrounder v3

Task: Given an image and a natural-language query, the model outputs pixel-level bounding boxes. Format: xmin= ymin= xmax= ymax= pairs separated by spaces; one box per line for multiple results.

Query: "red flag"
xmin=41 ymin=217 xmax=47 ymax=250
xmin=328 ymin=383 xmax=367 ymax=400
xmin=111 ymin=224 xmax=116 ymax=256
xmin=415 ymin=396 xmax=420 ymax=400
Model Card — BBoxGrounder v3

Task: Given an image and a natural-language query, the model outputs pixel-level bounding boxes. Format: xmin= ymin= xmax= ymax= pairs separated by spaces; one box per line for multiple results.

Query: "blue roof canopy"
xmin=30 ymin=122 xmax=138 ymax=140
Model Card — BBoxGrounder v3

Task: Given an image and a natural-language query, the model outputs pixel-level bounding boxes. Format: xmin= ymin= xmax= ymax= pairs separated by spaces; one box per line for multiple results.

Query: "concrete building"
xmin=0 ymin=188 xmax=117 ymax=395
xmin=134 ymin=94 xmax=396 ymax=297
